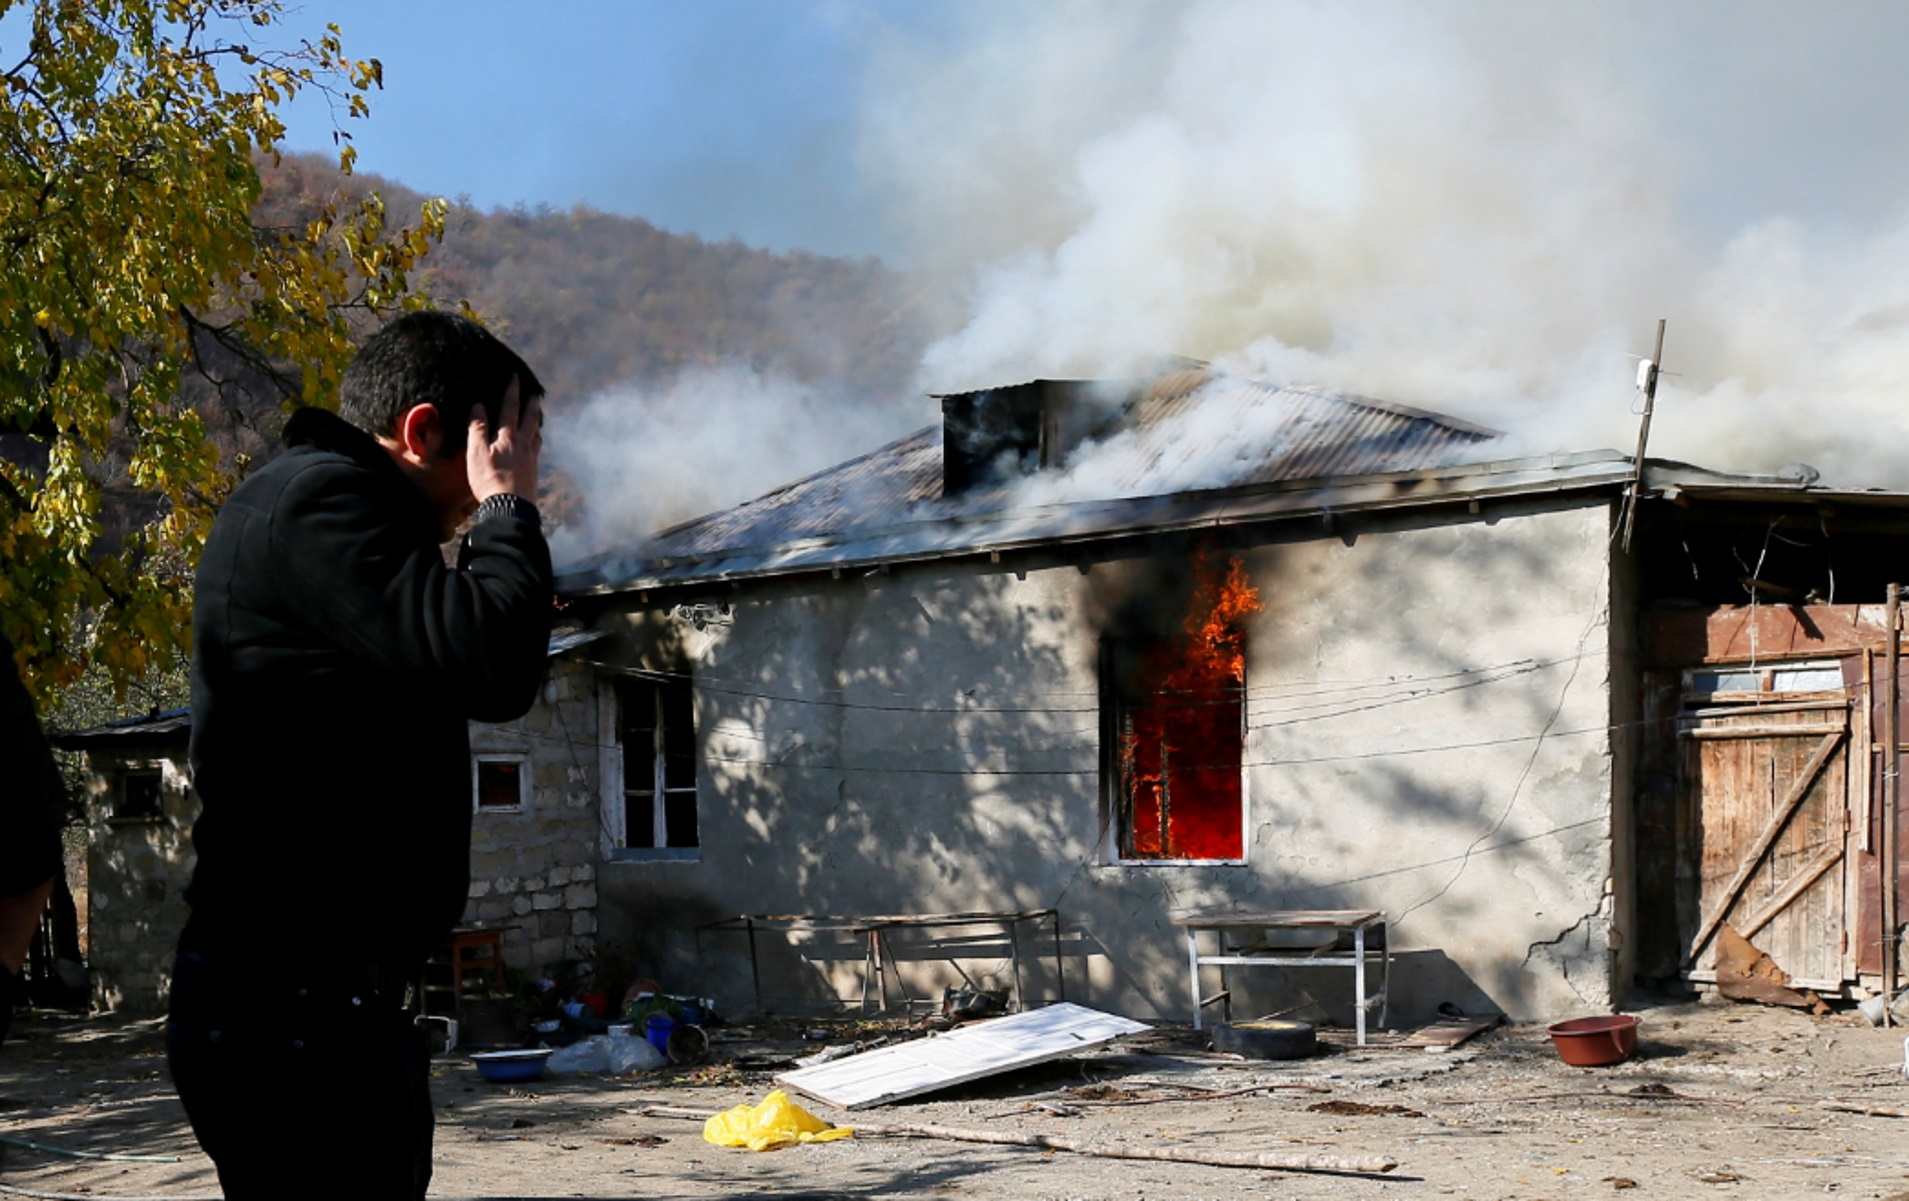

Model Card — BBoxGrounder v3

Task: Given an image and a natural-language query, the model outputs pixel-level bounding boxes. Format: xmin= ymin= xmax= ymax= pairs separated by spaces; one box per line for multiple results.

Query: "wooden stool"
xmin=419 ymin=927 xmax=506 ymax=1016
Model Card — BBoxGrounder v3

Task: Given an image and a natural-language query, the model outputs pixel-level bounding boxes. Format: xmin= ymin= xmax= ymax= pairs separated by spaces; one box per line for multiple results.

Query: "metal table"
xmin=697 ymin=910 xmax=1063 ymax=1016
xmin=1172 ymin=908 xmax=1390 ymax=1045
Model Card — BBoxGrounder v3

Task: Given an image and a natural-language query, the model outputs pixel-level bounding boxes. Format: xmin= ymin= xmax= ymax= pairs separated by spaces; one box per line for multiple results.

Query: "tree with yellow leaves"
xmin=0 ymin=0 xmax=446 ymax=698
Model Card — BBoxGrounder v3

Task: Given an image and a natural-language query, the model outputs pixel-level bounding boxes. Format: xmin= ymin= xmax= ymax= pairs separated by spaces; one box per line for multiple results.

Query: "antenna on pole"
xmin=1619 ymin=318 xmax=1667 ymax=554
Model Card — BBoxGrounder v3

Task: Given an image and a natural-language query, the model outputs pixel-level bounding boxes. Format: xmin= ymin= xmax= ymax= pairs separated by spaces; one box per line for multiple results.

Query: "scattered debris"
xmin=793 ymin=1035 xmax=889 ymax=1069
xmin=1696 ymin=1169 xmax=1742 ymax=1183
xmin=1395 ymin=1016 xmax=1501 ymax=1052
xmin=775 ymin=1003 xmax=1148 ymax=1110
xmin=1823 ymin=1101 xmax=1909 ymax=1118
xmin=1306 ymin=1101 xmax=1424 ymax=1117
xmin=1441 ymin=1087 xmax=1742 ymax=1107
xmin=1071 ymin=1082 xmax=1332 ymax=1108
xmin=1064 ymin=1082 xmax=1129 ymax=1101
xmin=642 ymin=1104 xmax=1398 ymax=1175
xmin=599 ymin=1134 xmax=668 ymax=1147
xmin=1603 ymin=1175 xmax=1639 ymax=1189
xmin=0 ymin=1134 xmax=180 ymax=1163
xmin=985 ymin=1100 xmax=1085 ymax=1120
xmin=940 ymin=985 xmax=1010 ymax=1022
xmin=1715 ymin=926 xmax=1830 ymax=1014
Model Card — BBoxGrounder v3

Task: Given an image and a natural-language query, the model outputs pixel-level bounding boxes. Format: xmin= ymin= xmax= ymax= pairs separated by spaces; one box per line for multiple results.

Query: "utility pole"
xmin=1887 ymin=583 xmax=1902 ymax=1020
xmin=1619 ymin=319 xmax=1667 ymax=554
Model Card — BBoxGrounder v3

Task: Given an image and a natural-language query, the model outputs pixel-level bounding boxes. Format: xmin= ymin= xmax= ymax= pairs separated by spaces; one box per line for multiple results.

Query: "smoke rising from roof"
xmin=862 ymin=1 xmax=1909 ymax=488
xmin=546 ymin=366 xmax=912 ymax=566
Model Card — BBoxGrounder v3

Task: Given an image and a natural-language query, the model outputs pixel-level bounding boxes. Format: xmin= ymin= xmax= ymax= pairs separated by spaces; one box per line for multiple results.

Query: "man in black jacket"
xmin=0 ymin=631 xmax=66 ymax=1049
xmin=168 ymin=312 xmax=554 ymax=1198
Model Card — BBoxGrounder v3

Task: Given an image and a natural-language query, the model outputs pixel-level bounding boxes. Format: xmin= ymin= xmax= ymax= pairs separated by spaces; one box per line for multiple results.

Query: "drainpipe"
xmin=1887 ymin=583 xmax=1902 ymax=1022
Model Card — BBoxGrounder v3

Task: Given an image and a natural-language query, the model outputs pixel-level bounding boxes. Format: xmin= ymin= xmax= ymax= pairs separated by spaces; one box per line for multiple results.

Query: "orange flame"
xmin=1119 ymin=552 xmax=1261 ymax=859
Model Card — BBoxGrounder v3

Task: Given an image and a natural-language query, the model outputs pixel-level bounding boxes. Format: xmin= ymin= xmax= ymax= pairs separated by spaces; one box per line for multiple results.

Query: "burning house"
xmin=57 ymin=367 xmax=1909 ymax=1024
xmin=545 ymin=366 xmax=1909 ymax=1024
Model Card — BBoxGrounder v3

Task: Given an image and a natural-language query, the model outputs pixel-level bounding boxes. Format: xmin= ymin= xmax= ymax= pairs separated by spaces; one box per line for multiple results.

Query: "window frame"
xmin=471 ymin=753 xmax=531 ymax=814
xmin=1099 ymin=637 xmax=1251 ymax=867
xmin=600 ymin=674 xmax=701 ymax=862
xmin=112 ymin=763 xmax=166 ymax=824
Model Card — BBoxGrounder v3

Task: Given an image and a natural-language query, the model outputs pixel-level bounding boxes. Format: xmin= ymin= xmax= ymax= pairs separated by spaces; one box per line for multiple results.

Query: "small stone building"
xmin=54 ymin=708 xmax=195 ymax=1015
xmin=58 ymin=638 xmax=607 ymax=1015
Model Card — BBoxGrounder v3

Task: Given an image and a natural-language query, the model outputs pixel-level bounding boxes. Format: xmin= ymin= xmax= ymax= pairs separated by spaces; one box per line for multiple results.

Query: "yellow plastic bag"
xmin=702 ymin=1089 xmax=854 ymax=1152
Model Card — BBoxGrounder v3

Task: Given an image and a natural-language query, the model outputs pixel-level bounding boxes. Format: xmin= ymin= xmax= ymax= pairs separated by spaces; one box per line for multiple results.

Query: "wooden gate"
xmin=1680 ymin=703 xmax=1851 ymax=988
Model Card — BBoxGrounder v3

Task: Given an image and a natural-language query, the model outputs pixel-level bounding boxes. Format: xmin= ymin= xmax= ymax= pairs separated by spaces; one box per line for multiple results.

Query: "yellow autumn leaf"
xmin=0 ymin=0 xmax=447 ymax=700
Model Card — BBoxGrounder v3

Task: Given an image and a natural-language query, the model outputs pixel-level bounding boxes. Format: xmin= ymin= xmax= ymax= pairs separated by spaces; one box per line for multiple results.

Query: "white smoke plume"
xmin=858 ymin=0 xmax=1909 ymax=488
xmin=545 ymin=365 xmax=920 ymax=567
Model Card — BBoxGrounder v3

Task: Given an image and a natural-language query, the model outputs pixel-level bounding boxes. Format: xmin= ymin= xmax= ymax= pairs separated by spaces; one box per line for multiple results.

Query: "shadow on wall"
xmin=83 ymin=755 xmax=198 ymax=1016
xmin=592 ymin=496 xmax=1617 ymax=1022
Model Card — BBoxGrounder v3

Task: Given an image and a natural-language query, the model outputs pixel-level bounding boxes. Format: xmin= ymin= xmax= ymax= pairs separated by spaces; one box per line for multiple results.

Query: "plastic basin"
xmin=1545 ymin=1014 xmax=1640 ymax=1067
xmin=471 ymin=1048 xmax=554 ymax=1083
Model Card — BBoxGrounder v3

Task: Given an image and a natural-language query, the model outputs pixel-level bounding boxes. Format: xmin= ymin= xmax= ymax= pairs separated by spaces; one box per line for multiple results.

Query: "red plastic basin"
xmin=1545 ymin=1014 xmax=1640 ymax=1067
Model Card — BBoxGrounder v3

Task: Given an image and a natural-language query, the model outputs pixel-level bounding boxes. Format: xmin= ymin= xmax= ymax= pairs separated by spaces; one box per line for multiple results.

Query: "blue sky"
xmin=15 ymin=0 xmax=1909 ymax=484
xmin=272 ymin=0 xmax=902 ymax=257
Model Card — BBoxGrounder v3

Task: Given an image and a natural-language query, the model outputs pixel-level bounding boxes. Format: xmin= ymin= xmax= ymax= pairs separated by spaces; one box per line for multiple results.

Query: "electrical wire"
xmin=579 ymin=650 xmax=1604 ymax=719
xmin=1391 ymin=570 xmax=1608 ymax=928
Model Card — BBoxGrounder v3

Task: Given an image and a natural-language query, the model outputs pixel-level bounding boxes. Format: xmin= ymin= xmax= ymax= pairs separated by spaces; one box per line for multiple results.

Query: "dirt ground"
xmin=4 ymin=996 xmax=1909 ymax=1200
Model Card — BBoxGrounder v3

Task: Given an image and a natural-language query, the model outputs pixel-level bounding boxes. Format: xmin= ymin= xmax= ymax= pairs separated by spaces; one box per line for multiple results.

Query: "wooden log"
xmin=634 ymin=1105 xmax=1398 ymax=1175
xmin=1822 ymin=1101 xmax=1909 ymax=1118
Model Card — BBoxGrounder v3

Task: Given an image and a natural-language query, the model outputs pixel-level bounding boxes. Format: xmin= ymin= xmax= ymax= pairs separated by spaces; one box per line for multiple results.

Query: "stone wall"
xmin=77 ymin=651 xmax=611 ymax=1011
xmin=81 ymin=747 xmax=197 ymax=1015
xmin=464 ymin=652 xmax=604 ymax=976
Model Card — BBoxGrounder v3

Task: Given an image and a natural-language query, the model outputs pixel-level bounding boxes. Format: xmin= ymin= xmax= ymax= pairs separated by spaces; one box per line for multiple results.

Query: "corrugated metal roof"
xmin=564 ymin=450 xmax=1642 ymax=595
xmin=1085 ymin=370 xmax=1500 ymax=490
xmin=561 ymin=371 xmax=1909 ymax=598
xmin=562 ymin=370 xmax=1502 ymax=592
xmin=52 ymin=706 xmax=191 ymax=748
xmin=547 ymin=628 xmax=610 ymax=656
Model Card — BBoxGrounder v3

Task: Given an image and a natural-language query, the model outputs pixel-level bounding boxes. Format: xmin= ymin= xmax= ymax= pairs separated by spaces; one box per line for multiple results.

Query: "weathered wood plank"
xmin=1686 ymin=728 xmax=1846 ymax=966
xmin=1736 ymin=843 xmax=1843 ymax=944
xmin=1680 ymin=723 xmax=1847 ymax=740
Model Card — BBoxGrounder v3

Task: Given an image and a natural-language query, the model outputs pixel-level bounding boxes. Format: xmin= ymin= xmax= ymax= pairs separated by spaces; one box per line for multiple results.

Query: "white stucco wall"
xmin=584 ymin=496 xmax=1620 ymax=1023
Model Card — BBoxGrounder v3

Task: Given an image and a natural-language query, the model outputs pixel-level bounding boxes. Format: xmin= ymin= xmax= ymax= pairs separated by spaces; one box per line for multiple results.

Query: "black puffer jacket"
xmin=183 ymin=408 xmax=553 ymax=965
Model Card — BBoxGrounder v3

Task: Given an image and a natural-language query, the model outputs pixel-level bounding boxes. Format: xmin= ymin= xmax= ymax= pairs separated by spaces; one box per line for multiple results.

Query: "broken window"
xmin=472 ymin=755 xmax=528 ymax=812
xmin=617 ymin=677 xmax=698 ymax=851
xmin=117 ymin=767 xmax=163 ymax=821
xmin=1102 ymin=555 xmax=1260 ymax=862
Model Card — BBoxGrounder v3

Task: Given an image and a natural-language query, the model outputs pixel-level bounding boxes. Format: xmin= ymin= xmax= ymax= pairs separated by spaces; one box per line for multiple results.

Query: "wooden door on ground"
xmin=1680 ymin=693 xmax=1851 ymax=989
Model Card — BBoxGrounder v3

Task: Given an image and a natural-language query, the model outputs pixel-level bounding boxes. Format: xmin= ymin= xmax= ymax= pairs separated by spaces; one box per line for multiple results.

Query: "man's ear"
xmin=393 ymin=404 xmax=445 ymax=461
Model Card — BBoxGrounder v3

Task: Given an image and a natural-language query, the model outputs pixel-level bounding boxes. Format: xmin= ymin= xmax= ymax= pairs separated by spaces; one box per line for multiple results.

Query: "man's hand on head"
xmin=467 ymin=375 xmax=543 ymax=507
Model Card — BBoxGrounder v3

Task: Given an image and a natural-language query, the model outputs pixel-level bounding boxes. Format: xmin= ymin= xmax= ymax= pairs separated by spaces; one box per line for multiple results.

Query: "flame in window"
xmin=1118 ymin=552 xmax=1262 ymax=859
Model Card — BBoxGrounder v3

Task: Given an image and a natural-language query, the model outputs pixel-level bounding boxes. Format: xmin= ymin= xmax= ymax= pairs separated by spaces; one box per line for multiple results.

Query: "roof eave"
xmin=562 ymin=449 xmax=1645 ymax=598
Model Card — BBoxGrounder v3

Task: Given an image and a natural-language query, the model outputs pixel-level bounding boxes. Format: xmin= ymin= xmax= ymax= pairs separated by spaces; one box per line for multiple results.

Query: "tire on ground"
xmin=1211 ymin=1019 xmax=1318 ymax=1060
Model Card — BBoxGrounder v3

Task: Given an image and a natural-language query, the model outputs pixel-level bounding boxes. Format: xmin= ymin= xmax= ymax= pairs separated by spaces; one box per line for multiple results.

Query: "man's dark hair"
xmin=338 ymin=311 xmax=544 ymax=455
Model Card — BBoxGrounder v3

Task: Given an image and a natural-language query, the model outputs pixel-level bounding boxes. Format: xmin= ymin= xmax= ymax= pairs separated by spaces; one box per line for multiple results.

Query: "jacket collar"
xmin=284 ymin=406 xmax=388 ymax=463
xmin=282 ymin=407 xmax=437 ymax=532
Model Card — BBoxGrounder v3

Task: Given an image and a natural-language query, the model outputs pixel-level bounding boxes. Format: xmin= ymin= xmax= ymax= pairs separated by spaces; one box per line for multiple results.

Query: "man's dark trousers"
xmin=166 ymin=949 xmax=432 ymax=1199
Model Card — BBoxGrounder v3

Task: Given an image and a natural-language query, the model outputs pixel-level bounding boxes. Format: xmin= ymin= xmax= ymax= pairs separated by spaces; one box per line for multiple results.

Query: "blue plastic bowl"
xmin=471 ymin=1049 xmax=553 ymax=1083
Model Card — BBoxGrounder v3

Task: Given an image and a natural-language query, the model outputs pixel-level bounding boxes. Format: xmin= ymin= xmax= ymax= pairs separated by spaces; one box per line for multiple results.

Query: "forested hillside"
xmin=167 ymin=153 xmax=937 ymax=545
xmin=253 ymin=151 xmax=931 ymax=428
